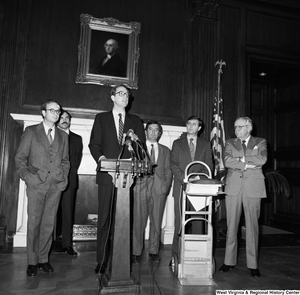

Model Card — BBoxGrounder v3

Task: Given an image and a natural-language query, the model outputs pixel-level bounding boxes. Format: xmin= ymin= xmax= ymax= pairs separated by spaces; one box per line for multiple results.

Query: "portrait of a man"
xmin=76 ymin=14 xmax=140 ymax=88
xmin=96 ymin=39 xmax=127 ymax=77
xmin=89 ymin=31 xmax=128 ymax=78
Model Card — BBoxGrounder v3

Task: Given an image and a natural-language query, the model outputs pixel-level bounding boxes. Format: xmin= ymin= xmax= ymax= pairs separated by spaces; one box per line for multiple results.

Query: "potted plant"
xmin=264 ymin=169 xmax=292 ymax=199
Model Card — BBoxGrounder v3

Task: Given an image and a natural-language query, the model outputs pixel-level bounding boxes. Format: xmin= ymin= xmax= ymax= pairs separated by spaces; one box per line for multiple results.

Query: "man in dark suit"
xmin=132 ymin=120 xmax=172 ymax=263
xmin=170 ymin=115 xmax=213 ymax=259
xmin=15 ymin=100 xmax=70 ymax=277
xmin=219 ymin=116 xmax=267 ymax=277
xmin=56 ymin=110 xmax=83 ymax=256
xmin=96 ymin=39 xmax=126 ymax=77
xmin=89 ymin=84 xmax=145 ymax=275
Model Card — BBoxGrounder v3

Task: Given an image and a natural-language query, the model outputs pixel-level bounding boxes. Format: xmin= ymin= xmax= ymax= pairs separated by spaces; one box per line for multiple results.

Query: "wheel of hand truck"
xmin=170 ymin=254 xmax=178 ymax=276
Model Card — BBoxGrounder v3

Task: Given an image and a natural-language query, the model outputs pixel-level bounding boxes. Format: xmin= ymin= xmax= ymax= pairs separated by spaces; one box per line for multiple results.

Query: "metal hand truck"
xmin=170 ymin=161 xmax=223 ymax=286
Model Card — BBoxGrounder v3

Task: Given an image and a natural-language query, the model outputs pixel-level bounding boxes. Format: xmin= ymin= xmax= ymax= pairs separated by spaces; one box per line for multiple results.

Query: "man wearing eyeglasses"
xmin=219 ymin=116 xmax=267 ymax=277
xmin=89 ymin=84 xmax=145 ymax=275
xmin=15 ymin=100 xmax=70 ymax=277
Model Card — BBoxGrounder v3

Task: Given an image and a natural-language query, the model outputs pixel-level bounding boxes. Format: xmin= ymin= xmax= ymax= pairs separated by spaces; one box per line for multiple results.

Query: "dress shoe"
xmin=63 ymin=246 xmax=78 ymax=256
xmin=250 ymin=268 xmax=261 ymax=277
xmin=219 ymin=264 xmax=235 ymax=272
xmin=27 ymin=264 xmax=37 ymax=277
xmin=95 ymin=263 xmax=106 ymax=274
xmin=149 ymin=253 xmax=161 ymax=262
xmin=37 ymin=262 xmax=54 ymax=273
xmin=132 ymin=255 xmax=141 ymax=263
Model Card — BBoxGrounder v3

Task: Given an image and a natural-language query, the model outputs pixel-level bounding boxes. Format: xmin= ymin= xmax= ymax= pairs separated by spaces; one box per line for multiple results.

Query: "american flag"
xmin=210 ymin=90 xmax=226 ymax=179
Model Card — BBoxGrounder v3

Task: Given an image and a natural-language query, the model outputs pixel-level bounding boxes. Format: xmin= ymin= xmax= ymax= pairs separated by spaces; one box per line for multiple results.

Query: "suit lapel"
xmin=51 ymin=127 xmax=61 ymax=152
xmin=194 ymin=137 xmax=202 ymax=160
xmin=247 ymin=136 xmax=256 ymax=150
xmin=123 ymin=113 xmax=131 ymax=135
xmin=156 ymin=144 xmax=163 ymax=164
xmin=232 ymin=138 xmax=243 ymax=153
xmin=108 ymin=111 xmax=120 ymax=146
xmin=36 ymin=123 xmax=51 ymax=149
xmin=181 ymin=136 xmax=191 ymax=161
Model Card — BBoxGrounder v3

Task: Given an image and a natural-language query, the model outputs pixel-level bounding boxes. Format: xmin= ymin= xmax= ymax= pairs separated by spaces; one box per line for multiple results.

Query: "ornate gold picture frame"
xmin=76 ymin=14 xmax=140 ymax=89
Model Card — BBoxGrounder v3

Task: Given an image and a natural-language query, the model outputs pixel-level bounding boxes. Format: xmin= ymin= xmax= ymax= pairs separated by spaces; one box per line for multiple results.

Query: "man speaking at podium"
xmin=89 ymin=84 xmax=145 ymax=275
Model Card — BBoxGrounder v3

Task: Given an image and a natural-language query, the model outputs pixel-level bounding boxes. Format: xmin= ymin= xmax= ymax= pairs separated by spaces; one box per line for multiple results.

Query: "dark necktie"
xmin=242 ymin=140 xmax=247 ymax=155
xmin=47 ymin=128 xmax=53 ymax=145
xmin=189 ymin=138 xmax=195 ymax=161
xmin=150 ymin=144 xmax=155 ymax=163
xmin=118 ymin=113 xmax=124 ymax=145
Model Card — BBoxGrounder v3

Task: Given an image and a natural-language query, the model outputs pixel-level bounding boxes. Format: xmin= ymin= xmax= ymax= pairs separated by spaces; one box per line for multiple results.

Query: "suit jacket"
xmin=153 ymin=144 xmax=172 ymax=196
xmin=224 ymin=136 xmax=267 ymax=198
xmin=138 ymin=143 xmax=172 ymax=197
xmin=170 ymin=132 xmax=213 ymax=199
xmin=97 ymin=53 xmax=126 ymax=77
xmin=67 ymin=131 xmax=83 ymax=189
xmin=15 ymin=122 xmax=70 ymax=191
xmin=89 ymin=111 xmax=146 ymax=184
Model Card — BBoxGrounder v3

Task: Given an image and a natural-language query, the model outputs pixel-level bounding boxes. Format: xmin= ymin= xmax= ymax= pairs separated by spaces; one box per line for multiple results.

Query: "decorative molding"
xmin=189 ymin=0 xmax=220 ymax=22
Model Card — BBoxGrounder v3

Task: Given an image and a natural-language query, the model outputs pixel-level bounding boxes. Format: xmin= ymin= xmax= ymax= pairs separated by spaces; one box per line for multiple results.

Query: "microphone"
xmin=121 ymin=133 xmax=126 ymax=146
xmin=125 ymin=139 xmax=138 ymax=159
xmin=126 ymin=129 xmax=140 ymax=143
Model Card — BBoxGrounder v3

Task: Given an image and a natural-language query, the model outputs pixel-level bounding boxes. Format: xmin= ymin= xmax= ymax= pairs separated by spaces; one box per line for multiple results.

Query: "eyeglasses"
xmin=234 ymin=125 xmax=248 ymax=130
xmin=46 ymin=109 xmax=61 ymax=115
xmin=115 ymin=91 xmax=129 ymax=98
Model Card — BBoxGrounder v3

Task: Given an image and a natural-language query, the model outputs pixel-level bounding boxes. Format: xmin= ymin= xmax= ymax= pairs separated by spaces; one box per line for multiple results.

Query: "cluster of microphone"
xmin=120 ymin=129 xmax=143 ymax=160
xmin=122 ymin=129 xmax=141 ymax=145
xmin=120 ymin=128 xmax=152 ymax=163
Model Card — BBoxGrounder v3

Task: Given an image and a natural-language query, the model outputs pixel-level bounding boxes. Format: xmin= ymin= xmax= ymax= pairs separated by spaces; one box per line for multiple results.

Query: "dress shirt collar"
xmin=112 ymin=108 xmax=125 ymax=120
xmin=241 ymin=135 xmax=251 ymax=146
xmin=187 ymin=134 xmax=197 ymax=147
xmin=43 ymin=122 xmax=55 ymax=139
xmin=146 ymin=140 xmax=158 ymax=149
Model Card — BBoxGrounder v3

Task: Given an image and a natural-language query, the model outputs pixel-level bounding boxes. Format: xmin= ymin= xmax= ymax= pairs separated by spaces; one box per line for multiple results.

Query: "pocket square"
xmin=253 ymin=146 xmax=258 ymax=149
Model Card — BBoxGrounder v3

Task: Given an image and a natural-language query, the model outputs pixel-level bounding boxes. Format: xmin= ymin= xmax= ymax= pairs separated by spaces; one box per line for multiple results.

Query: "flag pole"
xmin=215 ymin=59 xmax=226 ymax=118
xmin=210 ymin=59 xmax=226 ymax=179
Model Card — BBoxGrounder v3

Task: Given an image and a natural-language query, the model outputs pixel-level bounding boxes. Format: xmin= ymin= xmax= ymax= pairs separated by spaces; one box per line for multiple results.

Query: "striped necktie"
xmin=118 ymin=113 xmax=124 ymax=144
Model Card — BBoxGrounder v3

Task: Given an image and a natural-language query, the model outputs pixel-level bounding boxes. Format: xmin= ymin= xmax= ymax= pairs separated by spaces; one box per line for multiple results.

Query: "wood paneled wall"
xmin=10 ymin=0 xmax=187 ymax=125
xmin=0 ymin=0 xmax=25 ymax=232
xmin=272 ymin=75 xmax=300 ymax=231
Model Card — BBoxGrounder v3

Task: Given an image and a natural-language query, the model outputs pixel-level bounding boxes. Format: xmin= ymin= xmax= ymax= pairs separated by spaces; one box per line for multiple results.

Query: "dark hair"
xmin=145 ymin=120 xmax=163 ymax=134
xmin=60 ymin=109 xmax=72 ymax=120
xmin=110 ymin=84 xmax=130 ymax=96
xmin=145 ymin=120 xmax=163 ymax=141
xmin=186 ymin=115 xmax=203 ymax=127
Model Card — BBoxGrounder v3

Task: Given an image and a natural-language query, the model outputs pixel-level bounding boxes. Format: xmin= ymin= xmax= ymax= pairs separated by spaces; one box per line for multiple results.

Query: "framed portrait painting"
xmin=76 ymin=14 xmax=140 ymax=89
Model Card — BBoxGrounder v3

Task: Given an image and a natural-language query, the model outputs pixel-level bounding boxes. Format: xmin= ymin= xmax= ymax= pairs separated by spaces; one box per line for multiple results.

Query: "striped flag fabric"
xmin=210 ymin=90 xmax=226 ymax=179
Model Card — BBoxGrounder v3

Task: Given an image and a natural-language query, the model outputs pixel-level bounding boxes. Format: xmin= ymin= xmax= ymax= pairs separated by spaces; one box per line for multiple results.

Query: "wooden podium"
xmin=97 ymin=158 xmax=153 ymax=294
